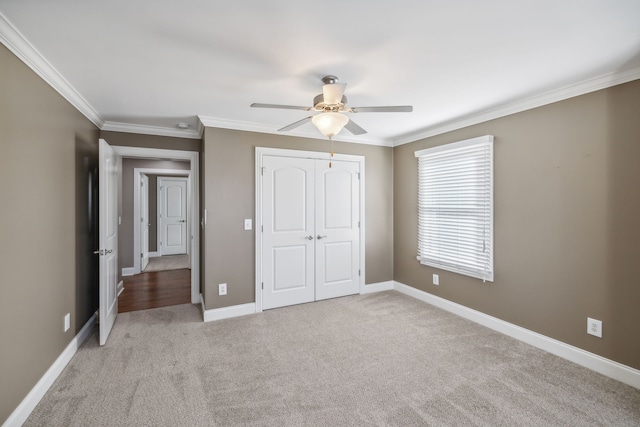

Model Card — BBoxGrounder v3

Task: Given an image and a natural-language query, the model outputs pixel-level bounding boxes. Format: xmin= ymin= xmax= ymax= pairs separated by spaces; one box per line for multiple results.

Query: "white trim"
xmin=117 ymin=280 xmax=124 ymax=297
xmin=148 ymin=251 xmax=159 ymax=258
xmin=254 ymin=147 xmax=366 ymax=313
xmin=0 ymin=12 xmax=104 ymax=128
xmin=392 ymin=281 xmax=640 ymax=390
xmin=2 ymin=313 xmax=97 ymax=427
xmin=394 ymin=68 xmax=640 ymax=146
xmin=121 ymin=267 xmax=136 ymax=276
xmin=133 ymin=168 xmax=190 ymax=274
xmin=360 ymin=281 xmax=395 ymax=294
xmin=200 ymin=294 xmax=256 ymax=322
xmin=102 ymin=121 xmax=202 ymax=140
xmin=198 ymin=115 xmax=392 ymax=147
xmin=111 ymin=146 xmax=200 ymax=305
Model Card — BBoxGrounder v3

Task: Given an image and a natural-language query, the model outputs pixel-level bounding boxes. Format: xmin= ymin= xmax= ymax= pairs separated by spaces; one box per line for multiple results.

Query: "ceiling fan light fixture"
xmin=311 ymin=112 xmax=349 ymax=138
xmin=322 ymin=83 xmax=347 ymax=105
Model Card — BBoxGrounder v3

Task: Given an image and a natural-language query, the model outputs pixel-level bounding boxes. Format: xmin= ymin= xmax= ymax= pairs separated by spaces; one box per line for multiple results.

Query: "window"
xmin=415 ymin=135 xmax=494 ymax=281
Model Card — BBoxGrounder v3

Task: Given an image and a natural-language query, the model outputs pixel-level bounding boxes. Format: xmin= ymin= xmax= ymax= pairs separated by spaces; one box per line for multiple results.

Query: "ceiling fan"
xmin=251 ymin=75 xmax=413 ymax=138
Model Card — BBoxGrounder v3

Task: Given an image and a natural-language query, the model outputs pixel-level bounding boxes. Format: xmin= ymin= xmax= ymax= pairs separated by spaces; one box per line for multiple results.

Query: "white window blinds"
xmin=415 ymin=135 xmax=494 ymax=282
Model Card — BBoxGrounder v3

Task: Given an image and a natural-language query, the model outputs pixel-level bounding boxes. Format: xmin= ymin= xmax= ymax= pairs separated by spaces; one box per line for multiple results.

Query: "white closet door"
xmin=262 ymin=156 xmax=316 ymax=310
xmin=315 ymin=159 xmax=360 ymax=300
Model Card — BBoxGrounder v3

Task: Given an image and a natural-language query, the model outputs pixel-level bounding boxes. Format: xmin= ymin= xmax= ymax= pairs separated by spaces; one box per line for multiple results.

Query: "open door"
xmin=99 ymin=139 xmax=118 ymax=345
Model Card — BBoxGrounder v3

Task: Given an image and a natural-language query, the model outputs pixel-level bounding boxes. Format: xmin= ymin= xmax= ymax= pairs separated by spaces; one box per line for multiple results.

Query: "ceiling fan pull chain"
xmin=329 ymin=137 xmax=334 ymax=168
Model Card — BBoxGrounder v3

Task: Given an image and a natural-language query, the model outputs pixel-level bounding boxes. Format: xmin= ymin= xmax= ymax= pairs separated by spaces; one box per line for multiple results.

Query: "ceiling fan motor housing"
xmin=313 ymin=93 xmax=347 ymax=112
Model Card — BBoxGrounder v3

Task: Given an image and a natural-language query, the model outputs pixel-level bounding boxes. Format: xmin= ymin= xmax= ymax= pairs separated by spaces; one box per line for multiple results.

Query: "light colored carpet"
xmin=25 ymin=291 xmax=640 ymax=426
xmin=143 ymin=254 xmax=189 ymax=272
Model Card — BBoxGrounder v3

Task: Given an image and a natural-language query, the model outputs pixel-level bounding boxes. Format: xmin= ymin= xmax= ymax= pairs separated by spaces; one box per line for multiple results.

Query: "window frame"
xmin=415 ymin=135 xmax=494 ymax=282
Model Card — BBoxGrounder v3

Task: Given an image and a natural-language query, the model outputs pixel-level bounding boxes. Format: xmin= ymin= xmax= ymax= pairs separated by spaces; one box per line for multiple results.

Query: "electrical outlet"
xmin=64 ymin=313 xmax=70 ymax=332
xmin=587 ymin=317 xmax=602 ymax=338
xmin=433 ymin=274 xmax=439 ymax=285
xmin=218 ymin=283 xmax=227 ymax=296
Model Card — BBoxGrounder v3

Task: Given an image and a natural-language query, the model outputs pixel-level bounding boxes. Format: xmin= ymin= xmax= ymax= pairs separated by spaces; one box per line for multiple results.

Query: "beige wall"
xmin=0 ymin=45 xmax=100 ymax=423
xmin=393 ymin=79 xmax=640 ymax=370
xmin=202 ymin=128 xmax=394 ymax=310
xmin=101 ymin=130 xmax=201 ymax=152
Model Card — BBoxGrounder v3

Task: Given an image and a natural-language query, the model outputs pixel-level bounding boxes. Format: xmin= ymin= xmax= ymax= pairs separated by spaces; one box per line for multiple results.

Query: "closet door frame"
xmin=255 ymin=147 xmax=365 ymax=313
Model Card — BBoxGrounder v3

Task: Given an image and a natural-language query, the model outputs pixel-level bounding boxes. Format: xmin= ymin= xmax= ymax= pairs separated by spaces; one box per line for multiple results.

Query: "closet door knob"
xmin=305 ymin=235 xmax=314 ymax=240
xmin=317 ymin=235 xmax=327 ymax=240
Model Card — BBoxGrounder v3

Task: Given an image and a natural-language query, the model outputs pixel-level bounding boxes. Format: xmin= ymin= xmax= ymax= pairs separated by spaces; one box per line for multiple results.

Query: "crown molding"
xmin=0 ymin=11 xmax=104 ymax=128
xmin=393 ymin=67 xmax=640 ymax=146
xmin=102 ymin=121 xmax=203 ymax=139
xmin=198 ymin=115 xmax=393 ymax=147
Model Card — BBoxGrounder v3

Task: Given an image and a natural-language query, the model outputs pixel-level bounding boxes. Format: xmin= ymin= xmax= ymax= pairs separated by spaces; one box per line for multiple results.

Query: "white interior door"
xmin=140 ymin=174 xmax=150 ymax=271
xmin=315 ymin=160 xmax=360 ymax=300
xmin=158 ymin=177 xmax=187 ymax=256
xmin=98 ymin=139 xmax=118 ymax=346
xmin=262 ymin=156 xmax=315 ymax=310
xmin=261 ymin=155 xmax=360 ymax=310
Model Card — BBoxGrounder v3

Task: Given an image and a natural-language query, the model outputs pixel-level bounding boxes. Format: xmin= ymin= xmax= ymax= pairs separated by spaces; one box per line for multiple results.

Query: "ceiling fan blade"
xmin=251 ymin=103 xmax=311 ymax=111
xmin=322 ymin=83 xmax=347 ymax=105
xmin=349 ymin=105 xmax=413 ymax=113
xmin=278 ymin=116 xmax=313 ymax=132
xmin=344 ymin=119 xmax=367 ymax=135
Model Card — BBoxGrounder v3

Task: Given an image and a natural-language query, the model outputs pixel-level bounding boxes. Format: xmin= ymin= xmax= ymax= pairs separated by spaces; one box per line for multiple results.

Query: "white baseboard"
xmin=392 ymin=281 xmax=640 ymax=390
xmin=3 ymin=313 xmax=96 ymax=427
xmin=121 ymin=267 xmax=136 ymax=276
xmin=360 ymin=280 xmax=395 ymax=294
xmin=117 ymin=280 xmax=124 ymax=297
xmin=200 ymin=294 xmax=256 ymax=322
xmin=148 ymin=251 xmax=159 ymax=258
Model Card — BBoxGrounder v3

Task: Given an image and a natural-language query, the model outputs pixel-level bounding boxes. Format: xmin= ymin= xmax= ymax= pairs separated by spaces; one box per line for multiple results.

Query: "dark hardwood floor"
xmin=119 ymin=268 xmax=191 ymax=313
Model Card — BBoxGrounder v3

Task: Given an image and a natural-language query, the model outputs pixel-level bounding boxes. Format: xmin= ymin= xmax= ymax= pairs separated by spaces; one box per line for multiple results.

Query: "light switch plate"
xmin=244 ymin=219 xmax=252 ymax=230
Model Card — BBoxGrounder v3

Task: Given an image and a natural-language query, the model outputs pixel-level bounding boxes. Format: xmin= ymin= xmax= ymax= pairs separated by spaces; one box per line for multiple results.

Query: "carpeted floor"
xmin=25 ymin=291 xmax=640 ymax=426
xmin=143 ymin=254 xmax=190 ymax=272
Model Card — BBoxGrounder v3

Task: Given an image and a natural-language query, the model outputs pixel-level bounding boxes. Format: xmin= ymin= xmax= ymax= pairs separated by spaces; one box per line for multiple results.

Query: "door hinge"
xmin=140 ymin=180 xmax=144 ymax=187
xmin=261 ymin=166 xmax=266 ymax=176
xmin=358 ymin=269 xmax=361 ymax=276
xmin=261 ymin=282 xmax=264 ymax=290
xmin=141 ymin=217 xmax=144 ymax=222
xmin=357 ymin=172 xmax=360 ymax=179
xmin=140 ymin=253 xmax=143 ymax=258
xmin=358 ymin=221 xmax=360 ymax=228
xmin=261 ymin=225 xmax=263 ymax=232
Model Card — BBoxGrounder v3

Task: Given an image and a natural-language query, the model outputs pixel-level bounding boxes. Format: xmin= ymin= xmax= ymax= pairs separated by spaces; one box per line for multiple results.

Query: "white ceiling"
xmin=1 ymin=0 xmax=639 ymax=146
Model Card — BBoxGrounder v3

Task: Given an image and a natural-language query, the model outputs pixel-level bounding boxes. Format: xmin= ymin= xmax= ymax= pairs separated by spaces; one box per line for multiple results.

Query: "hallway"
xmin=119 ymin=269 xmax=191 ymax=312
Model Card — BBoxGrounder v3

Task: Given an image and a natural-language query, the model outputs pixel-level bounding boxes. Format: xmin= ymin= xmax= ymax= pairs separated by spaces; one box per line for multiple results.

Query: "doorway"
xmin=111 ymin=146 xmax=200 ymax=306
xmin=255 ymin=147 xmax=365 ymax=312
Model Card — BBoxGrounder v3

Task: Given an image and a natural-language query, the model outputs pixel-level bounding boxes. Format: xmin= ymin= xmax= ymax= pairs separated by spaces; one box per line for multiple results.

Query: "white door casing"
xmin=257 ymin=148 xmax=365 ymax=312
xmin=133 ymin=168 xmax=190 ymax=274
xmin=109 ymin=148 xmax=199 ymax=305
xmin=158 ymin=177 xmax=188 ymax=256
xmin=140 ymin=174 xmax=150 ymax=271
xmin=98 ymin=139 xmax=118 ymax=346
xmin=262 ymin=156 xmax=316 ymax=310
